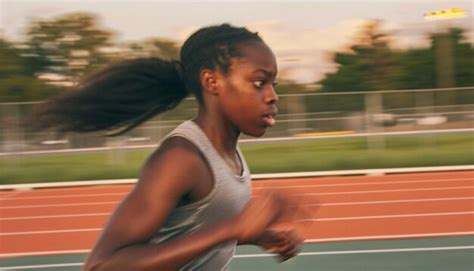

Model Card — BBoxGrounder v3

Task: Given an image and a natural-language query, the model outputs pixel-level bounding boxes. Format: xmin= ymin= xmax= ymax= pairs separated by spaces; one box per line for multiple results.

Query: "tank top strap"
xmin=163 ymin=120 xmax=215 ymax=157
xmin=162 ymin=120 xmax=250 ymax=183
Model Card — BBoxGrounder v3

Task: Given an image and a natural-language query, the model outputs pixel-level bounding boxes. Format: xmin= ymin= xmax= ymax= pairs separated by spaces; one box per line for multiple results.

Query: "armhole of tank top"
xmin=164 ymin=134 xmax=218 ymax=211
xmin=235 ymin=145 xmax=250 ymax=181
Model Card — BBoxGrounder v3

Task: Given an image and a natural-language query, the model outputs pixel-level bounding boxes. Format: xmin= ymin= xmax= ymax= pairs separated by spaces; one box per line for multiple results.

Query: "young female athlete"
xmin=35 ymin=24 xmax=303 ymax=270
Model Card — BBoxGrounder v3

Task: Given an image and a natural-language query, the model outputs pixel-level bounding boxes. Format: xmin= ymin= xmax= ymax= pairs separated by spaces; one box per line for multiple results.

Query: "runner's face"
xmin=217 ymin=41 xmax=279 ymax=137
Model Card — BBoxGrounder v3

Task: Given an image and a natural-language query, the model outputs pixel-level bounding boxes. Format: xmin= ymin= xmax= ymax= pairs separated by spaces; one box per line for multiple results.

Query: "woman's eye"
xmin=253 ymin=80 xmax=265 ymax=88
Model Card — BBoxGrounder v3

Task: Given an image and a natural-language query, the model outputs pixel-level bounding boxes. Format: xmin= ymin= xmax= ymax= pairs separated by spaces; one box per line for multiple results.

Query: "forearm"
xmin=237 ymin=228 xmax=275 ymax=246
xmin=88 ymin=220 xmax=236 ymax=271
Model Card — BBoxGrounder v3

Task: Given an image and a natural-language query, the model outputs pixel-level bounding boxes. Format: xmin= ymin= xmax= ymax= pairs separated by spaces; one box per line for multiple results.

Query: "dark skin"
xmin=83 ymin=41 xmax=303 ymax=271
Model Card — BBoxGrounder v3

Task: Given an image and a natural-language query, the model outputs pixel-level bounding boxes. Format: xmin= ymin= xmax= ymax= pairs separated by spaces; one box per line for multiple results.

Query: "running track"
xmin=0 ymin=170 xmax=473 ymax=257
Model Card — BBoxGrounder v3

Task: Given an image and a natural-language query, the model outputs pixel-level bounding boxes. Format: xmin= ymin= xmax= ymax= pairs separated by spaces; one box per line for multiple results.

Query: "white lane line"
xmin=233 ymin=245 xmax=474 ymax=258
xmin=0 ymin=187 xmax=131 ymax=200
xmin=0 ymin=228 xmax=102 ymax=236
xmin=0 ymin=201 xmax=119 ymax=209
xmin=2 ymin=185 xmax=473 ymax=202
xmin=0 ymin=262 xmax=83 ymax=270
xmin=2 ymin=196 xmax=473 ymax=210
xmin=2 ymin=246 xmax=473 ymax=269
xmin=1 ymin=232 xmax=473 ymax=258
xmin=3 ymin=197 xmax=474 ymax=220
xmin=253 ymin=178 xmax=473 ymax=190
xmin=301 ymin=186 xmax=474 ymax=196
xmin=3 ymin=211 xmax=474 ymax=236
xmin=0 ymin=192 xmax=126 ymax=201
xmin=9 ymin=184 xmax=131 ymax=192
xmin=0 ymin=190 xmax=28 ymax=200
xmin=3 ymin=177 xmax=472 ymax=200
xmin=305 ymin=232 xmax=474 ymax=243
xmin=254 ymin=170 xmax=474 ymax=184
xmin=298 ymin=211 xmax=474 ymax=222
xmin=0 ymin=213 xmax=110 ymax=221
xmin=0 ymin=249 xmax=90 ymax=258
xmin=310 ymin=197 xmax=474 ymax=206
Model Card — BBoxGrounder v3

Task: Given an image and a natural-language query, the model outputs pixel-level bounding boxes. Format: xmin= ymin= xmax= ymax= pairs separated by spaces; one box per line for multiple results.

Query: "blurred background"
xmin=0 ymin=0 xmax=473 ymax=184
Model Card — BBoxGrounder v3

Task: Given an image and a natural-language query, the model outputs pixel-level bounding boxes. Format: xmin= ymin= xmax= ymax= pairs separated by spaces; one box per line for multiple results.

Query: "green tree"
xmin=0 ymin=38 xmax=61 ymax=102
xmin=23 ymin=12 xmax=114 ymax=83
xmin=103 ymin=37 xmax=180 ymax=64
xmin=393 ymin=48 xmax=436 ymax=89
xmin=319 ymin=20 xmax=398 ymax=93
xmin=394 ymin=27 xmax=474 ymax=105
xmin=433 ymin=28 xmax=474 ymax=87
xmin=126 ymin=38 xmax=180 ymax=60
xmin=0 ymin=38 xmax=28 ymax=77
xmin=318 ymin=22 xmax=474 ymax=111
xmin=0 ymin=76 xmax=62 ymax=102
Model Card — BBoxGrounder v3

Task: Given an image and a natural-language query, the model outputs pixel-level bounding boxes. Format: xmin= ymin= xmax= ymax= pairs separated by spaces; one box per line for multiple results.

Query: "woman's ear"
xmin=200 ymin=69 xmax=219 ymax=96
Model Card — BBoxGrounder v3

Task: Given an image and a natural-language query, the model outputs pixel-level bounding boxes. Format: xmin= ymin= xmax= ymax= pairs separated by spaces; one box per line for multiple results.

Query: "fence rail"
xmin=1 ymin=86 xmax=473 ymax=154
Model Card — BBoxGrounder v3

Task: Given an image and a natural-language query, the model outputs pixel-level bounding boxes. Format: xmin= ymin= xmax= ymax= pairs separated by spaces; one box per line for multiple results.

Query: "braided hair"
xmin=33 ymin=24 xmax=263 ymax=135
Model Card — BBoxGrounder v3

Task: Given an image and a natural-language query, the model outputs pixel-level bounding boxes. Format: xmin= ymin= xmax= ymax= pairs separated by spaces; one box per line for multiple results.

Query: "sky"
xmin=1 ymin=0 xmax=472 ymax=83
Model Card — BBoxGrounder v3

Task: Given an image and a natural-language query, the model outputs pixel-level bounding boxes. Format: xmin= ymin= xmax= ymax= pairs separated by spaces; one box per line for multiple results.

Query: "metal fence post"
xmin=415 ymin=89 xmax=436 ymax=148
xmin=365 ymin=91 xmax=385 ymax=151
xmin=107 ymin=136 xmax=126 ymax=166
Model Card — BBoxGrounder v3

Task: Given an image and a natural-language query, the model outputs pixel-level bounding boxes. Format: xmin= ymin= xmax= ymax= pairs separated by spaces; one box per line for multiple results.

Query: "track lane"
xmin=1 ymin=171 xmax=473 ymax=256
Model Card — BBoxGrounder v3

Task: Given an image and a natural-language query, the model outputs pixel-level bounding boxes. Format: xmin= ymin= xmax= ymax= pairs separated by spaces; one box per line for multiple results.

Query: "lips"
xmin=262 ymin=112 xmax=277 ymax=127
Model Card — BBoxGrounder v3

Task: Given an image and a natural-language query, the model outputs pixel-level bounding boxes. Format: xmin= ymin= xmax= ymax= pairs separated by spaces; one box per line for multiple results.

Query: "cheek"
xmin=219 ymin=79 xmax=265 ymax=129
xmin=222 ymin=94 xmax=253 ymax=121
xmin=221 ymin=82 xmax=256 ymax=113
xmin=226 ymin=90 xmax=259 ymax=117
xmin=221 ymin=93 xmax=268 ymax=137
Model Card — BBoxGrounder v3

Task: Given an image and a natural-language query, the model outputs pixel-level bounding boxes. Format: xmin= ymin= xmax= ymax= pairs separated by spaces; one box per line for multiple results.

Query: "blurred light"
xmin=424 ymin=8 xmax=467 ymax=20
xmin=37 ymin=72 xmax=75 ymax=87
xmin=70 ymin=50 xmax=90 ymax=57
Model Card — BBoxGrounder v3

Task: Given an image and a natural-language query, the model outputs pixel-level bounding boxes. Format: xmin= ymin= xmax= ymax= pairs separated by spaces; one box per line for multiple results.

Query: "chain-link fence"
xmin=1 ymin=86 xmax=473 ymax=154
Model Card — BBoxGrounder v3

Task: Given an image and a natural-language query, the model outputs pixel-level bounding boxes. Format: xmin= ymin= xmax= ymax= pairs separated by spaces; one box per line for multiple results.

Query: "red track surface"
xmin=1 ymin=171 xmax=473 ymax=256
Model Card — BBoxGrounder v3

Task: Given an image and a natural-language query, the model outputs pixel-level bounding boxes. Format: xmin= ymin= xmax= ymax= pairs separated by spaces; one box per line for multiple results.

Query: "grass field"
xmin=1 ymin=133 xmax=473 ymax=184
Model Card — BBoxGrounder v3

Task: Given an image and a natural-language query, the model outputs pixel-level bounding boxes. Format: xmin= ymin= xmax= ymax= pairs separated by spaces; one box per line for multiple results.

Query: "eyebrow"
xmin=252 ymin=68 xmax=275 ymax=77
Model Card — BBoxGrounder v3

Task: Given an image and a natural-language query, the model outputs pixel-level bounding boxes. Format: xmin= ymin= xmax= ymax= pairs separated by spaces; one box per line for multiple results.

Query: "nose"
xmin=265 ymin=86 xmax=279 ymax=104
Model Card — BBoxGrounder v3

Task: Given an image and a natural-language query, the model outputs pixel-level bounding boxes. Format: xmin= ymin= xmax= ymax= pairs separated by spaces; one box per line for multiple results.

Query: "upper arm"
xmin=87 ymin=137 xmax=208 ymax=263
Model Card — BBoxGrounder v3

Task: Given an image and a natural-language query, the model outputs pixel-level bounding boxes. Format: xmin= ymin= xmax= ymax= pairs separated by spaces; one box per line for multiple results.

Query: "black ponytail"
xmin=33 ymin=58 xmax=187 ymax=136
xmin=33 ymin=24 xmax=263 ymax=136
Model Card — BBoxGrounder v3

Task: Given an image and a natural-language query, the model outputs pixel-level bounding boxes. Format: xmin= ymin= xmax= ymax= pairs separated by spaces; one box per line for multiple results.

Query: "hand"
xmin=255 ymin=229 xmax=304 ymax=262
xmin=231 ymin=192 xmax=298 ymax=245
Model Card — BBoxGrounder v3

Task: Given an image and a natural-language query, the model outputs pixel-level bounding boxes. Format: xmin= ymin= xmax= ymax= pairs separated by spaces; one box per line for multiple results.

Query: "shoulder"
xmin=146 ymin=136 xmax=205 ymax=171
xmin=137 ymin=136 xmax=210 ymax=195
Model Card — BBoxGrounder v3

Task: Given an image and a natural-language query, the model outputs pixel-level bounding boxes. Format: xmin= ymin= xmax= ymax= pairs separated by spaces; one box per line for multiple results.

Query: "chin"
xmin=242 ymin=127 xmax=267 ymax=138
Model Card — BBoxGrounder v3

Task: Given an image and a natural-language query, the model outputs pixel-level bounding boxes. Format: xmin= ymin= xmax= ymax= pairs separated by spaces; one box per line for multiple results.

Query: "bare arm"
xmin=83 ymin=138 xmax=291 ymax=271
xmin=88 ymin=218 xmax=236 ymax=271
xmin=84 ymin=138 xmax=237 ymax=271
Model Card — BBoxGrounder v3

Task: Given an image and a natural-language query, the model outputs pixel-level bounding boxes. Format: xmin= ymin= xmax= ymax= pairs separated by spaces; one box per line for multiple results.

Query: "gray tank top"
xmin=149 ymin=120 xmax=252 ymax=270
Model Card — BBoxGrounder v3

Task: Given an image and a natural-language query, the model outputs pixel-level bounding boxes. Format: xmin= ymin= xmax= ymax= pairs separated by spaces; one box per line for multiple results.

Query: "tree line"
xmin=319 ymin=20 xmax=474 ymax=92
xmin=0 ymin=13 xmax=473 ymax=103
xmin=0 ymin=12 xmax=180 ymax=102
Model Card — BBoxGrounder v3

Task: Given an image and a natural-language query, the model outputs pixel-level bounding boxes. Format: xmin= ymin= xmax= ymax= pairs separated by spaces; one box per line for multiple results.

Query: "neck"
xmin=193 ymin=107 xmax=240 ymax=156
